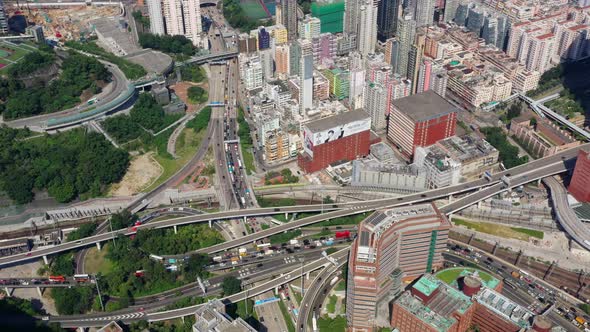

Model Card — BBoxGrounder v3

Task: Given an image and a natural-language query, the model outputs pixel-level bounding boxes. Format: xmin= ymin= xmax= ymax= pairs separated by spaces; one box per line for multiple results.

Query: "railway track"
xmin=450 ymin=232 xmax=590 ymax=301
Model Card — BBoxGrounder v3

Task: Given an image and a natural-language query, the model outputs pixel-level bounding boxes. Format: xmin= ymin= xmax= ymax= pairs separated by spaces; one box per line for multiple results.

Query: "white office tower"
xmin=349 ymin=51 xmax=365 ymax=110
xmin=163 ymin=0 xmax=184 ymax=35
xmin=299 ymin=39 xmax=314 ymax=114
xmin=183 ymin=0 xmax=203 ymax=45
xmin=358 ymin=0 xmax=379 ymax=57
xmin=395 ymin=14 xmax=416 ymax=77
xmin=147 ymin=0 xmax=165 ymax=35
xmin=414 ymin=0 xmax=435 ymax=27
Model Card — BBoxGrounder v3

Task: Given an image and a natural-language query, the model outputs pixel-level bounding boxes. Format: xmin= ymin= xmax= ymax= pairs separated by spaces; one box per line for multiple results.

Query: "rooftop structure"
xmin=193 ymin=300 xmax=257 ymax=332
xmin=474 ymin=288 xmax=534 ymax=329
xmin=391 ymin=90 xmax=457 ymax=123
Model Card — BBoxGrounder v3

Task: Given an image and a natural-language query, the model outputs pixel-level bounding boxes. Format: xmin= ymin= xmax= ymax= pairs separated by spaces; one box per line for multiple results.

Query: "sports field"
xmin=240 ymin=0 xmax=268 ymax=20
xmin=0 ymin=41 xmax=35 ymax=71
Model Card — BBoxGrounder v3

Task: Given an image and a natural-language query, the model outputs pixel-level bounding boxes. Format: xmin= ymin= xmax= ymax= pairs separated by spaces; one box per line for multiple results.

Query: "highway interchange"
xmin=2 ymin=4 xmax=590 ymax=331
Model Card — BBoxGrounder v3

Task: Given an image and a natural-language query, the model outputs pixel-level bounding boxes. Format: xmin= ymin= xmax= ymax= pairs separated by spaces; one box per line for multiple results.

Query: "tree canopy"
xmin=221 ymin=276 xmax=242 ymax=296
xmin=480 ymin=127 xmax=528 ymax=169
xmin=8 ymin=51 xmax=54 ymax=77
xmin=0 ymin=127 xmax=129 ymax=204
xmin=139 ymin=33 xmax=196 ymax=55
xmin=187 ymin=86 xmax=208 ymax=104
xmin=1 ymin=50 xmax=111 ymax=119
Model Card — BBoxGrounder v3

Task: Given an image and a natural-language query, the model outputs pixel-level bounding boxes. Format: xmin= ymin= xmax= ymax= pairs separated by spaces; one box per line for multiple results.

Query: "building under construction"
xmin=311 ymin=0 xmax=344 ymax=33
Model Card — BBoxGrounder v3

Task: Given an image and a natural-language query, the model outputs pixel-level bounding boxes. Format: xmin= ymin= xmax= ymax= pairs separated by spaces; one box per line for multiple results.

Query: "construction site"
xmin=6 ymin=4 xmax=122 ymax=42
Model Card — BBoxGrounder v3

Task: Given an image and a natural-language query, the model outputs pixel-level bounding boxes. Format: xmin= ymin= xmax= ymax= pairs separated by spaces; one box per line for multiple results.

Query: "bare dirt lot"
xmin=109 ymin=153 xmax=162 ymax=196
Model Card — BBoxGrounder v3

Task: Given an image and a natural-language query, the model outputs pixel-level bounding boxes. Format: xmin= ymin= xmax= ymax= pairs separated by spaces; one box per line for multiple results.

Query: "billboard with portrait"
xmin=305 ymin=116 xmax=371 ymax=149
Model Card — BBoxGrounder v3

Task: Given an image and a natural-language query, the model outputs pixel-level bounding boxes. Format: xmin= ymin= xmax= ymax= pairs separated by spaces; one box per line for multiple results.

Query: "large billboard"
xmin=303 ymin=116 xmax=371 ymax=156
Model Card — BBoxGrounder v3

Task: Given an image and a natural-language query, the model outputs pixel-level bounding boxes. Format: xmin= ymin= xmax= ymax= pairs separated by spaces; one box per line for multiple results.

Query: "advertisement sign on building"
xmin=309 ymin=117 xmax=371 ymax=146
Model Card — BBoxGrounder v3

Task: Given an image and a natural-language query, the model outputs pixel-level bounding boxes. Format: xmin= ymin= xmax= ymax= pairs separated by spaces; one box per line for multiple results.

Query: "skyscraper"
xmin=384 ymin=38 xmax=399 ymax=69
xmin=395 ymin=14 xmax=416 ymax=77
xmin=279 ymin=0 xmax=298 ymax=40
xmin=414 ymin=0 xmax=435 ymax=27
xmin=346 ymin=203 xmax=451 ymax=331
xmin=358 ymin=0 xmax=378 ymax=57
xmin=344 ymin=0 xmax=362 ymax=35
xmin=377 ymin=0 xmax=400 ymax=42
xmin=183 ymin=0 xmax=202 ymax=44
xmin=466 ymin=4 xmax=484 ymax=36
xmin=299 ymin=39 xmax=314 ymax=113
xmin=444 ymin=0 xmax=460 ymax=22
xmin=147 ymin=0 xmax=165 ymax=35
xmin=482 ymin=14 xmax=498 ymax=46
xmin=163 ymin=0 xmax=184 ymax=36
xmin=289 ymin=41 xmax=301 ymax=76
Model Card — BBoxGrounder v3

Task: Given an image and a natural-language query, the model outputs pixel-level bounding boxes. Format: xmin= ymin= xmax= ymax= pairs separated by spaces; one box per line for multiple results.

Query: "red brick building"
xmin=568 ymin=149 xmax=590 ymax=202
xmin=387 ymin=91 xmax=457 ymax=159
xmin=298 ymin=110 xmax=371 ymax=173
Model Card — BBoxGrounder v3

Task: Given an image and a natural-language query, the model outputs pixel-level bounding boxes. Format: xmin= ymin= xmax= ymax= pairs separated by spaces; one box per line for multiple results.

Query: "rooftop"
xmin=435 ymin=268 xmax=500 ymax=290
xmin=436 ymin=135 xmax=498 ymax=163
xmin=304 ymin=109 xmax=370 ymax=133
xmin=396 ymin=292 xmax=457 ymax=332
xmin=413 ymin=273 xmax=441 ymax=297
xmin=391 ymin=91 xmax=457 ymax=123
xmin=475 ymin=288 xmax=533 ymax=329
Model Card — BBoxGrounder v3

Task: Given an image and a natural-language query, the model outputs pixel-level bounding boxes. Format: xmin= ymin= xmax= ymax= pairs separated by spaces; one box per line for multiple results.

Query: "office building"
xmin=351 ymin=159 xmax=427 ymax=192
xmin=377 ymin=0 xmax=400 ymax=41
xmin=193 ymin=299 xmax=257 ymax=332
xmin=396 ymin=14 xmax=416 ymax=76
xmin=289 ymin=41 xmax=301 ymax=76
xmin=358 ymin=0 xmax=379 ymax=57
xmin=323 ymin=68 xmax=350 ymax=100
xmin=387 ymin=91 xmax=457 ymax=159
xmin=568 ymin=149 xmax=590 ymax=203
xmin=258 ymin=27 xmax=271 ymax=49
xmin=311 ymin=0 xmax=345 ymax=33
xmin=147 ymin=0 xmax=165 ymax=35
xmin=298 ymin=110 xmax=371 ymax=173
xmin=466 ymin=4 xmax=484 ymax=35
xmin=299 ymin=39 xmax=314 ymax=112
xmin=414 ymin=0 xmax=435 ymax=27
xmin=346 ymin=203 xmax=451 ymax=331
xmin=444 ymin=0 xmax=460 ymax=23
xmin=26 ymin=25 xmax=45 ymax=43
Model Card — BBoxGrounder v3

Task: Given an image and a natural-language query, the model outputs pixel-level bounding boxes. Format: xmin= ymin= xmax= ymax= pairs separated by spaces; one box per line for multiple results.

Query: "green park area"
xmin=452 ymin=217 xmax=544 ymax=241
xmin=0 ymin=41 xmax=35 ymax=70
xmin=238 ymin=107 xmax=256 ymax=174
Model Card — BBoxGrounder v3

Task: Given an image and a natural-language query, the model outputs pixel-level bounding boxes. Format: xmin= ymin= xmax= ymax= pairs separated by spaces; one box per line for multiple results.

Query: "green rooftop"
xmin=435 ymin=268 xmax=500 ymax=290
xmin=450 ymin=60 xmax=460 ymax=66
xmin=412 ymin=274 xmax=441 ymax=296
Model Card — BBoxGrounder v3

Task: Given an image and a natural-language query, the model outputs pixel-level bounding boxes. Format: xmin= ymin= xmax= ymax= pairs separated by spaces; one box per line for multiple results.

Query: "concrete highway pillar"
xmin=36 ymin=287 xmax=43 ymax=297
xmin=537 ymin=178 xmax=541 ymax=186
xmin=209 ymin=220 xmax=212 ymax=228
xmin=96 ymin=242 xmax=101 ymax=251
xmin=293 ymin=213 xmax=297 ymax=220
xmin=275 ymin=286 xmax=279 ymax=294
xmin=4 ymin=287 xmax=12 ymax=297
xmin=285 ymin=213 xmax=288 ymax=220
xmin=306 ymin=272 xmax=310 ymax=280
xmin=492 ymin=243 xmax=499 ymax=255
xmin=174 ymin=225 xmax=178 ymax=234
xmin=244 ymin=216 xmax=247 ymax=223
xmin=181 ymin=316 xmax=185 ymax=323
xmin=448 ymin=195 xmax=453 ymax=203
xmin=43 ymin=255 xmax=48 ymax=265
xmin=477 ymin=200 xmax=482 ymax=209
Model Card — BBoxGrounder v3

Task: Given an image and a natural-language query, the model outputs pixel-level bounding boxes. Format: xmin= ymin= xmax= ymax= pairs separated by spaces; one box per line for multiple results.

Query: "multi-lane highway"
xmin=47 ymin=248 xmax=350 ymax=327
xmin=0 ymin=143 xmax=584 ymax=267
xmin=296 ymin=260 xmax=345 ymax=331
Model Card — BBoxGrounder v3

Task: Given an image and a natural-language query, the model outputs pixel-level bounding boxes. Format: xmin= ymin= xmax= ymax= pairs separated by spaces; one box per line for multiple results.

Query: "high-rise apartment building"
xmin=183 ymin=0 xmax=202 ymax=44
xmin=289 ymin=41 xmax=301 ymax=76
xmin=364 ymin=82 xmax=388 ymax=131
xmin=358 ymin=0 xmax=379 ymax=57
xmin=384 ymin=38 xmax=399 ymax=69
xmin=417 ymin=59 xmax=432 ymax=94
xmin=444 ymin=0 xmax=460 ymax=22
xmin=299 ymin=15 xmax=321 ymax=40
xmin=163 ymin=0 xmax=184 ymax=35
xmin=396 ymin=14 xmax=416 ymax=77
xmin=278 ymin=0 xmax=298 ymax=40
xmin=275 ymin=44 xmax=290 ymax=77
xmin=414 ymin=0 xmax=435 ymax=27
xmin=344 ymin=0 xmax=362 ymax=35
xmin=147 ymin=0 xmax=165 ymax=35
xmin=312 ymin=33 xmax=337 ymax=66
xmin=299 ymin=39 xmax=314 ymax=112
xmin=346 ymin=203 xmax=451 ymax=331
xmin=377 ymin=0 xmax=400 ymax=41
